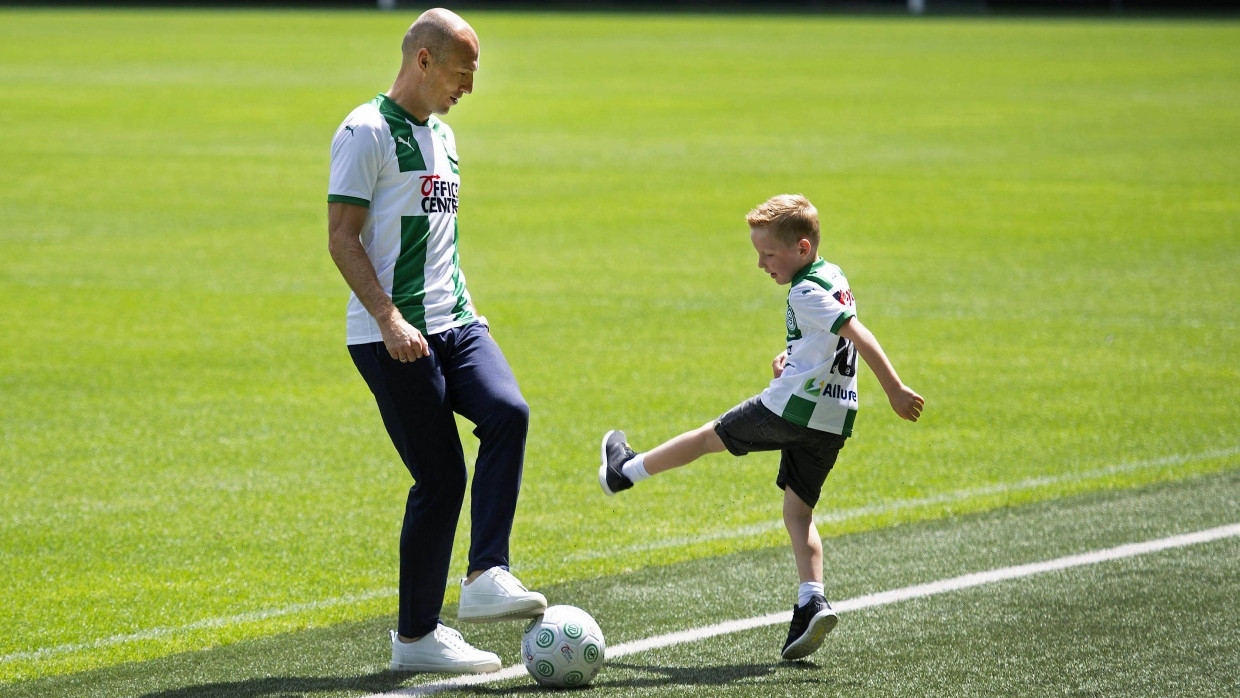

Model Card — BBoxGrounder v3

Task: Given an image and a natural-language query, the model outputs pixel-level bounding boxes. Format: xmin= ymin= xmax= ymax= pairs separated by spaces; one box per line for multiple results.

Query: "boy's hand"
xmin=888 ymin=385 xmax=925 ymax=422
xmin=772 ymin=350 xmax=788 ymax=378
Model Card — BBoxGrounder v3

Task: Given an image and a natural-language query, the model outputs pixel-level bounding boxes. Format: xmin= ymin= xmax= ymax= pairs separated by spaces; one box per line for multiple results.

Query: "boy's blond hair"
xmin=745 ymin=194 xmax=820 ymax=248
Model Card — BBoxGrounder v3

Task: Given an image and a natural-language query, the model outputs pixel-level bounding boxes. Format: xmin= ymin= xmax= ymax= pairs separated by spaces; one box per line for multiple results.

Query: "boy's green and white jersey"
xmin=328 ymin=94 xmax=478 ymax=344
xmin=760 ymin=258 xmax=859 ymax=436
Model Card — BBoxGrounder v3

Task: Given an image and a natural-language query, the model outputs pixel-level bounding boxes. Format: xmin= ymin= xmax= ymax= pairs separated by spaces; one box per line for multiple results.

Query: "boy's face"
xmin=750 ymin=226 xmax=812 ymax=285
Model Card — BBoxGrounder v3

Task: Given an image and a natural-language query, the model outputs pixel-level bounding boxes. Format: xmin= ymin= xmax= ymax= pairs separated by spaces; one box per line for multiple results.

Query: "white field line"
xmin=373 ymin=523 xmax=1240 ymax=697
xmin=568 ymin=445 xmax=1240 ymax=561
xmin=0 ymin=589 xmax=396 ymax=665
xmin=4 ymin=446 xmax=1235 ymax=666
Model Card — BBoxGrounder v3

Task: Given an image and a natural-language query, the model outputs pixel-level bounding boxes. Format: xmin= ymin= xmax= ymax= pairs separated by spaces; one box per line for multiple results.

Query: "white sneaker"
xmin=389 ymin=626 xmax=501 ymax=674
xmin=457 ymin=567 xmax=548 ymax=623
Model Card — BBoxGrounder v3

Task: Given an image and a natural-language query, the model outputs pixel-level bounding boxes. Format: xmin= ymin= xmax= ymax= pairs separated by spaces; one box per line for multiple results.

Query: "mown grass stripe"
xmin=375 ymin=523 xmax=1240 ymax=697
xmin=4 ymin=445 xmax=1233 ymax=668
xmin=0 ymin=589 xmax=394 ymax=665
xmin=568 ymin=444 xmax=1240 ymax=561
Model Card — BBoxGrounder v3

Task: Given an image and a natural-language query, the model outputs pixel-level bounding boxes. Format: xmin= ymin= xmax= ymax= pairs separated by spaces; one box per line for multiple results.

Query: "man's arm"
xmin=327 ymin=202 xmax=429 ymax=362
xmin=836 ymin=316 xmax=924 ymax=422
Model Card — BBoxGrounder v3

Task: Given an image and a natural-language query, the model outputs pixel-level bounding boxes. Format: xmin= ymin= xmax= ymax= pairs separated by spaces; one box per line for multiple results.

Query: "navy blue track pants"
xmin=348 ymin=321 xmax=528 ymax=638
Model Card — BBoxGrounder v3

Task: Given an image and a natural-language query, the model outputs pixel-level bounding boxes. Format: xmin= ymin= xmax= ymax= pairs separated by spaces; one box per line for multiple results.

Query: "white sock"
xmin=798 ymin=581 xmax=824 ymax=607
xmin=621 ymin=453 xmax=651 ymax=482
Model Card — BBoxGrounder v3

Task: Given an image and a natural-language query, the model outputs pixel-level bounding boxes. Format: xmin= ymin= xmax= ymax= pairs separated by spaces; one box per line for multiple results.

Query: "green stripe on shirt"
xmin=392 ymin=215 xmax=430 ymax=333
xmin=378 ymin=96 xmax=428 ymax=173
xmin=781 ymin=394 xmax=817 ymax=428
xmin=328 ymin=194 xmax=369 ymax=207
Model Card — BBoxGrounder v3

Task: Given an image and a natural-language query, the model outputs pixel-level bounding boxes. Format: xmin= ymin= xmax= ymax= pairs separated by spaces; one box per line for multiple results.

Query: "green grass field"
xmin=8 ymin=472 xmax=1240 ymax=697
xmin=1 ymin=7 xmax=1237 ymax=695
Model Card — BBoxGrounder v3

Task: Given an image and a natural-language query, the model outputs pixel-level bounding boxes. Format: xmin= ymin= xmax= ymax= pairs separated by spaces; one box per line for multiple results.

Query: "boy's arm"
xmin=836 ymin=317 xmax=924 ymax=422
xmin=772 ymin=350 xmax=788 ymax=378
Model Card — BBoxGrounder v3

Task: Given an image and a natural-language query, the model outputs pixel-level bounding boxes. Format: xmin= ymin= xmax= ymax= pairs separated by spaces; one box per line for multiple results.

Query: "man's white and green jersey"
xmin=760 ymin=258 xmax=860 ymax=436
xmin=328 ymin=94 xmax=478 ymax=345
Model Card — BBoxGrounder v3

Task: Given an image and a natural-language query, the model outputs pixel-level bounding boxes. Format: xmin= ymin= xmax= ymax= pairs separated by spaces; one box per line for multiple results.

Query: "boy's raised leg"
xmin=599 ymin=429 xmax=637 ymax=495
xmin=599 ymin=424 xmax=727 ymax=496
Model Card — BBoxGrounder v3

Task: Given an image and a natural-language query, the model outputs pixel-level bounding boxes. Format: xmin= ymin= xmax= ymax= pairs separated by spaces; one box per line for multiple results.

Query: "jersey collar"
xmin=789 ymin=257 xmax=826 ymax=286
xmin=378 ymin=93 xmax=429 ymax=126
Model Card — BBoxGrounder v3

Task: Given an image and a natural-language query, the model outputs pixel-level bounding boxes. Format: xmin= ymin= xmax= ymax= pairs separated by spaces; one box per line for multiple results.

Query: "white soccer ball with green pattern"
xmin=521 ymin=605 xmax=605 ymax=688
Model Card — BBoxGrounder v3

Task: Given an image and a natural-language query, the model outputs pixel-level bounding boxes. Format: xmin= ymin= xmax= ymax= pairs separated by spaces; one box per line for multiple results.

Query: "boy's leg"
xmin=599 ymin=422 xmax=726 ymax=495
xmin=644 ymin=422 xmax=726 ymax=473
xmin=781 ymin=482 xmax=837 ymax=660
xmin=782 ymin=487 xmax=823 ymax=585
xmin=600 ymin=396 xmax=787 ymax=496
xmin=778 ymin=438 xmax=845 ymax=661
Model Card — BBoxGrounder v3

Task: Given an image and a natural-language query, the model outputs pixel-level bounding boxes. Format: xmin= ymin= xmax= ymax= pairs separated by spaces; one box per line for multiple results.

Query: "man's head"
xmin=746 ymin=194 xmax=820 ymax=285
xmin=392 ymin=8 xmax=479 ymax=120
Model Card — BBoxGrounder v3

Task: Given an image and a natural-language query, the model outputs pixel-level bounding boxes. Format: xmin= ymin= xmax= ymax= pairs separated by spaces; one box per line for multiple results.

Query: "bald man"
xmin=328 ymin=9 xmax=545 ymax=674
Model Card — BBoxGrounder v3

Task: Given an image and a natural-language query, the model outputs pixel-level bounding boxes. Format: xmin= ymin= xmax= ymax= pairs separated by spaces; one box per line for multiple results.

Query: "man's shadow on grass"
xmin=138 ymin=660 xmax=830 ymax=697
xmin=464 ymin=660 xmax=832 ymax=694
xmin=138 ymin=671 xmax=410 ymax=698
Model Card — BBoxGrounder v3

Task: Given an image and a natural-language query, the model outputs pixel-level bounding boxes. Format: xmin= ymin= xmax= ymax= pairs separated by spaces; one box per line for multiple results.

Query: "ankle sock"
xmin=621 ymin=453 xmax=650 ymax=482
xmin=798 ymin=582 xmax=824 ymax=607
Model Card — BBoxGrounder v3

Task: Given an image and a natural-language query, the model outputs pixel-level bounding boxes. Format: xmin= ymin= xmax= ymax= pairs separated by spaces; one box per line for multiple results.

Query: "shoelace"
xmin=433 ymin=625 xmax=473 ymax=653
xmin=491 ymin=569 xmax=528 ymax=592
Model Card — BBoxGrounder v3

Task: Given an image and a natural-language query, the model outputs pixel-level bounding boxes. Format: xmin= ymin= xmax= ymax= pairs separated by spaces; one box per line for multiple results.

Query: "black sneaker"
xmin=598 ymin=429 xmax=636 ymax=496
xmin=781 ymin=594 xmax=838 ymax=660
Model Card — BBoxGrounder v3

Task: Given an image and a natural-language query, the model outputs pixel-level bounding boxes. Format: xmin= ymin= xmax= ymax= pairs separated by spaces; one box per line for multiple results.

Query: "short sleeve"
xmin=328 ymin=115 xmax=383 ymax=207
xmin=789 ymin=282 xmax=856 ymax=334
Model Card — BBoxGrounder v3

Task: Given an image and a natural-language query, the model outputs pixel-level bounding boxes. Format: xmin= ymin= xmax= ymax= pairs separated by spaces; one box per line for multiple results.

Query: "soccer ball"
xmin=521 ymin=605 xmax=605 ymax=688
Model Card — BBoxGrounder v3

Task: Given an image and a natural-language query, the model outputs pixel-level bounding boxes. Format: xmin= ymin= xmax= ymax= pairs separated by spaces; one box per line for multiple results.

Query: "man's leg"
xmin=440 ymin=324 xmax=529 ymax=574
xmin=349 ymin=342 xmax=467 ymax=640
xmin=440 ymin=324 xmax=546 ymax=623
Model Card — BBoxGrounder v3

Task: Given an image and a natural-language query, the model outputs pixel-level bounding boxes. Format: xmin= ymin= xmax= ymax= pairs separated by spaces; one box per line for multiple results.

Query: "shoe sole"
xmin=599 ymin=429 xmax=619 ymax=496
xmin=458 ymin=598 xmax=548 ymax=624
xmin=390 ymin=659 xmax=502 ymax=674
xmin=781 ymin=610 xmax=838 ymax=660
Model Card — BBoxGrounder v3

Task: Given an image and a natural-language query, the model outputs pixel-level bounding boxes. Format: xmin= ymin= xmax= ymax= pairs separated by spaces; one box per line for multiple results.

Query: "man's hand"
xmin=379 ymin=310 xmax=429 ymax=363
xmin=888 ymin=385 xmax=925 ymax=422
xmin=329 ymin=202 xmax=430 ymax=364
xmin=772 ymin=350 xmax=788 ymax=378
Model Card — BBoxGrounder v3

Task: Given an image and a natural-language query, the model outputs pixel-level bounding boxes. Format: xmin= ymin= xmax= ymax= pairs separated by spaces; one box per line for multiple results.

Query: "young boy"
xmin=598 ymin=194 xmax=924 ymax=661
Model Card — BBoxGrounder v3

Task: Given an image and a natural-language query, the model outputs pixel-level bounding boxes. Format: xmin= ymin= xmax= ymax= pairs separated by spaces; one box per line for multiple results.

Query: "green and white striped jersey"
xmin=329 ymin=94 xmax=477 ymax=344
xmin=760 ymin=258 xmax=860 ymax=436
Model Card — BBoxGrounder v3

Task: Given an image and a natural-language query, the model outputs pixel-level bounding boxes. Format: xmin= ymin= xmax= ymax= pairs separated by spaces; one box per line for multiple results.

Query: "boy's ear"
xmin=799 ymin=238 xmax=811 ymax=256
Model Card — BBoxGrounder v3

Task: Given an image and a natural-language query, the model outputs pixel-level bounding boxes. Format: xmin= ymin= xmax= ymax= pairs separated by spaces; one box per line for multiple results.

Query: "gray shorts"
xmin=713 ymin=396 xmax=847 ymax=508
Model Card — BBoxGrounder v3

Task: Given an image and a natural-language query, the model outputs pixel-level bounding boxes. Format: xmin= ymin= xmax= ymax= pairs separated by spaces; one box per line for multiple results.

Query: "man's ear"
xmin=417 ymin=48 xmax=432 ymax=71
xmin=799 ymin=238 xmax=811 ymax=256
